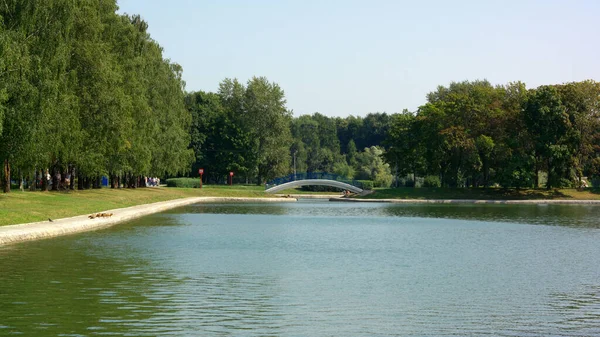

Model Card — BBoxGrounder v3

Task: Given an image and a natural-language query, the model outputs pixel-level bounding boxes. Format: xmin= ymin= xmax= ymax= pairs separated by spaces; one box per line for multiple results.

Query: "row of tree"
xmin=386 ymin=80 xmax=600 ymax=188
xmin=0 ymin=0 xmax=192 ymax=192
xmin=2 ymin=2 xmax=597 ymax=192
xmin=187 ymin=81 xmax=395 ymax=187
xmin=187 ymin=77 xmax=292 ymax=185
xmin=188 ymin=79 xmax=600 ymax=190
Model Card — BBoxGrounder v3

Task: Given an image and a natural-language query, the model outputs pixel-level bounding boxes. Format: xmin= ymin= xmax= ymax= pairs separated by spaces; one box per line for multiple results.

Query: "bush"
xmin=374 ymin=172 xmax=393 ymax=188
xmin=166 ymin=178 xmax=200 ymax=188
xmin=301 ymin=185 xmax=343 ymax=192
xmin=423 ymin=175 xmax=441 ymax=188
xmin=558 ymin=178 xmax=575 ymax=188
xmin=358 ymin=180 xmax=374 ymax=190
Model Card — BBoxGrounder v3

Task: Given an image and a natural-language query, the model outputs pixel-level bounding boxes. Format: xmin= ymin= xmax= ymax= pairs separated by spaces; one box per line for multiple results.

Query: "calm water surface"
xmin=1 ymin=201 xmax=600 ymax=336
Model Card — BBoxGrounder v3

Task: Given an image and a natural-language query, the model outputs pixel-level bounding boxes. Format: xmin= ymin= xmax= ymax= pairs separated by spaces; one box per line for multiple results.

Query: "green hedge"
xmin=301 ymin=185 xmax=343 ymax=192
xmin=166 ymin=178 xmax=200 ymax=188
xmin=358 ymin=180 xmax=374 ymax=190
xmin=423 ymin=175 xmax=441 ymax=188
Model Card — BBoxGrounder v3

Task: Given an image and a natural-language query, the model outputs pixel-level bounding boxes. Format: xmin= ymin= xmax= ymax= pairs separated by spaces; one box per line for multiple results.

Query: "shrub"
xmin=358 ymin=180 xmax=374 ymax=190
xmin=374 ymin=172 xmax=393 ymax=188
xmin=166 ymin=178 xmax=200 ymax=188
xmin=301 ymin=185 xmax=343 ymax=192
xmin=423 ymin=175 xmax=441 ymax=188
xmin=558 ymin=178 xmax=575 ymax=188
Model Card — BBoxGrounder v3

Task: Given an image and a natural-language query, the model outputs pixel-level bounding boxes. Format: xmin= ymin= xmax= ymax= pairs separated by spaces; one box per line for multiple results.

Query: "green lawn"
xmin=0 ymin=185 xmax=271 ymax=226
xmin=361 ymin=187 xmax=600 ymax=200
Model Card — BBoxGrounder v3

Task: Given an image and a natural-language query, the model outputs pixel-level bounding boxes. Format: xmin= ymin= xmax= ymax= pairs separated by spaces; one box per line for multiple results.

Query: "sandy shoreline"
xmin=0 ymin=197 xmax=296 ymax=246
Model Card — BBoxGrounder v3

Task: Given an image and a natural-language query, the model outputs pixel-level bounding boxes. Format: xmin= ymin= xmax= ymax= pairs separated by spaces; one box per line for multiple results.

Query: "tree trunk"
xmin=19 ymin=171 xmax=24 ymax=191
xmin=51 ymin=167 xmax=58 ymax=191
xmin=29 ymin=170 xmax=36 ymax=191
xmin=42 ymin=170 xmax=49 ymax=191
xmin=69 ymin=166 xmax=75 ymax=190
xmin=3 ymin=159 xmax=11 ymax=193
xmin=483 ymin=161 xmax=489 ymax=188
xmin=92 ymin=176 xmax=101 ymax=189
xmin=546 ymin=158 xmax=552 ymax=190
xmin=60 ymin=169 xmax=67 ymax=190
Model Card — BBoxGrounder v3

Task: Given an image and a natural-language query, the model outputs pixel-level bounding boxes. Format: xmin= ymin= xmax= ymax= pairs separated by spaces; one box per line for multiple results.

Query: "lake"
xmin=1 ymin=201 xmax=600 ymax=336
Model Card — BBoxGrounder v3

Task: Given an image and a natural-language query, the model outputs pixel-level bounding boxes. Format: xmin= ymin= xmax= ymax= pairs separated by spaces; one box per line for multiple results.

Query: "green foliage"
xmin=2 ymin=3 xmax=599 ymax=195
xmin=332 ymin=161 xmax=355 ymax=179
xmin=355 ymin=146 xmax=393 ymax=187
xmin=423 ymin=175 xmax=441 ymax=188
xmin=0 ymin=1 xmax=192 ymax=192
xmin=188 ymin=77 xmax=292 ymax=185
xmin=382 ymin=79 xmax=600 ymax=190
xmin=358 ymin=180 xmax=374 ymax=190
xmin=300 ymin=185 xmax=343 ymax=192
xmin=165 ymin=178 xmax=200 ymax=188
xmin=404 ymin=179 xmax=416 ymax=188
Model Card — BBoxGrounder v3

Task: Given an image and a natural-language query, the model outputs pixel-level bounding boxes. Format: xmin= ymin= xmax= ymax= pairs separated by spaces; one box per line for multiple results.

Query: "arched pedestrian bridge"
xmin=265 ymin=173 xmax=364 ymax=194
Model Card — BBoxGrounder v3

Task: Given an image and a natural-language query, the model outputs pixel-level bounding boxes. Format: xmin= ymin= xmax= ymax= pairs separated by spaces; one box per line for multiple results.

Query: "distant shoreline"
xmin=331 ymin=198 xmax=600 ymax=204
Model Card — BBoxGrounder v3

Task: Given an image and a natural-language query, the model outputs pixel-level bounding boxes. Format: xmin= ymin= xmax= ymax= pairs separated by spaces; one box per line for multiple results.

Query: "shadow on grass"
xmin=588 ymin=188 xmax=600 ymax=195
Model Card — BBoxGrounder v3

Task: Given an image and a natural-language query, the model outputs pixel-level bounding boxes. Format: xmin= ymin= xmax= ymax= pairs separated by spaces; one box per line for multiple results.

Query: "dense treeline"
xmin=187 ymin=81 xmax=394 ymax=186
xmin=0 ymin=0 xmax=192 ymax=193
xmin=187 ymin=77 xmax=292 ymax=185
xmin=386 ymin=80 xmax=600 ymax=189
xmin=2 ymin=3 xmax=597 ymax=193
xmin=189 ymin=79 xmax=600 ymax=190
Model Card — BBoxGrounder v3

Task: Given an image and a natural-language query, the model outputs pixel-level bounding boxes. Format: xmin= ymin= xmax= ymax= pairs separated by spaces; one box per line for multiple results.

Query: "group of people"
xmin=145 ymin=177 xmax=160 ymax=187
xmin=34 ymin=170 xmax=71 ymax=190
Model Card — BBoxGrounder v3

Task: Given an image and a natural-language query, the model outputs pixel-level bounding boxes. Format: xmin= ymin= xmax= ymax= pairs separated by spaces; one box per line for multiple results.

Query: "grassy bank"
xmin=361 ymin=187 xmax=600 ymax=200
xmin=0 ymin=185 xmax=270 ymax=227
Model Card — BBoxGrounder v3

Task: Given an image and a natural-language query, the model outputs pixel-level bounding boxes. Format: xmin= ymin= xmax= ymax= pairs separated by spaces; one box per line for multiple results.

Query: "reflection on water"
xmin=177 ymin=201 xmax=600 ymax=228
xmin=383 ymin=203 xmax=600 ymax=228
xmin=1 ymin=201 xmax=600 ymax=336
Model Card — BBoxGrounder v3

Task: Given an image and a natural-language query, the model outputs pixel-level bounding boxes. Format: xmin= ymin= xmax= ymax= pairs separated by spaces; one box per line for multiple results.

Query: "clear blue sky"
xmin=117 ymin=0 xmax=600 ymax=117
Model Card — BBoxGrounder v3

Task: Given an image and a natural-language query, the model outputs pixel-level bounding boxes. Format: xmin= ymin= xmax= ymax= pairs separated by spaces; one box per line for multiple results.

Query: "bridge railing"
xmin=265 ymin=172 xmax=364 ymax=190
